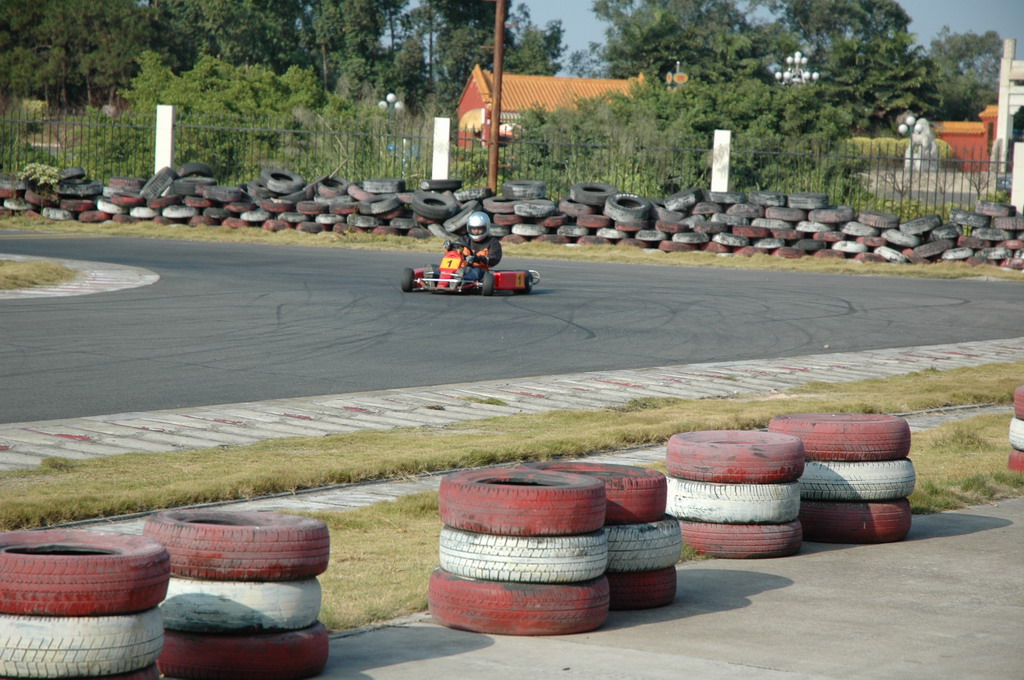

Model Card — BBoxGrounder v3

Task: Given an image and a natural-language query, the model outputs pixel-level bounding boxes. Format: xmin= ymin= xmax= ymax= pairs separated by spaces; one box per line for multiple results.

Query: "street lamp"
xmin=377 ymin=92 xmax=404 ymax=117
xmin=774 ymin=51 xmax=819 ymax=85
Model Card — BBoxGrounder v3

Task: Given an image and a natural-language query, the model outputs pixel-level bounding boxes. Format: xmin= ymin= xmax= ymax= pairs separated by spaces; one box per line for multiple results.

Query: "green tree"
xmin=590 ymin=0 xmax=778 ymax=83
xmin=503 ymin=5 xmax=565 ymax=76
xmin=152 ymin=0 xmax=312 ymax=75
xmin=0 ymin=0 xmax=156 ymax=108
xmin=927 ymin=28 xmax=1001 ymax=122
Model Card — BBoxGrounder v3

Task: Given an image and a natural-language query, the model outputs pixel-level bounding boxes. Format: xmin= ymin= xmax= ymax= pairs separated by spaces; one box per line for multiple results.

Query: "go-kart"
xmin=400 ymin=248 xmax=540 ymax=296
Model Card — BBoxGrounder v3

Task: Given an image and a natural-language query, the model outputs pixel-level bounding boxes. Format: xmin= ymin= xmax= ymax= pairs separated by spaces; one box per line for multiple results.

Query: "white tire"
xmin=161 ymin=577 xmax=322 ymax=633
xmin=439 ymin=527 xmax=608 ymax=583
xmin=666 ymin=478 xmax=800 ymax=524
xmin=1010 ymin=417 xmax=1024 ymax=450
xmin=605 ymin=518 xmax=683 ymax=573
xmin=800 ymin=459 xmax=916 ymax=501
xmin=0 ymin=608 xmax=162 ymax=677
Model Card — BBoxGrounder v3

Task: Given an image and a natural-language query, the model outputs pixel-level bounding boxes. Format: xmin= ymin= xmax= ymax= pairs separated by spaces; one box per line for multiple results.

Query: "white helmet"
xmin=467 ymin=211 xmax=490 ymax=241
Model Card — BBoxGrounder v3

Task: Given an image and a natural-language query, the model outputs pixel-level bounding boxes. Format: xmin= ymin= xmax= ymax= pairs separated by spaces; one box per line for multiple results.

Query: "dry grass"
xmin=0 ymin=260 xmax=77 ymax=289
xmin=1 ymin=361 xmax=1020 ymax=531
xmin=3 ymin=214 xmax=1023 ymax=282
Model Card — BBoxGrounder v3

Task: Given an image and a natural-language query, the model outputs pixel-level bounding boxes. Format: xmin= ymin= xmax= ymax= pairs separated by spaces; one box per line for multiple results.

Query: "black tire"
xmin=787 ymin=192 xmax=829 ymax=210
xmin=57 ymin=178 xmax=103 ymax=197
xmin=604 ymin=193 xmax=652 ymax=222
xmin=454 ymin=186 xmax=494 ymax=202
xmin=502 ymin=179 xmax=546 ymax=199
xmin=261 ymin=168 xmax=305 ymax=195
xmin=203 ymin=185 xmax=243 ymax=203
xmin=169 ymin=176 xmax=215 ymax=197
xmin=665 ymin=187 xmax=704 ymax=212
xmin=175 ymin=161 xmax=215 ymax=178
xmin=419 ymin=178 xmax=463 ymax=192
xmin=412 ymin=191 xmax=459 ymax=220
xmin=481 ymin=271 xmax=495 ymax=296
xmin=316 ymin=175 xmax=350 ymax=198
xmin=59 ymin=166 xmax=86 ymax=181
xmin=359 ymin=194 xmax=401 ymax=215
xmin=400 ymin=268 xmax=414 ymax=292
xmin=570 ymin=182 xmax=617 ymax=207
xmin=747 ymin=190 xmax=787 ymax=207
xmin=363 ymin=177 xmax=406 ymax=194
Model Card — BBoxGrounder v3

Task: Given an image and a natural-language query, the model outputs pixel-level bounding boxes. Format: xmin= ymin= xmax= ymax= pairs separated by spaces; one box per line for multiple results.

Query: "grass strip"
xmin=3 ymin=216 xmax=1023 ymax=282
xmin=0 ymin=260 xmax=77 ymax=289
xmin=0 ymin=362 xmax=1019 ymax=530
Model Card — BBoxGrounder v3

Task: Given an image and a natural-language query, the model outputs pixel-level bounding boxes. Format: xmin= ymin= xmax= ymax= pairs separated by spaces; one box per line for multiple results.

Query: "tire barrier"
xmin=769 ymin=413 xmax=916 ymax=543
xmin=666 ymin=430 xmax=805 ymax=559
xmin=3 ymin=167 xmax=1022 ymax=270
xmin=524 ymin=461 xmax=679 ymax=610
xmin=430 ymin=467 xmax=611 ymax=634
xmin=0 ymin=529 xmax=169 ymax=679
xmin=142 ymin=510 xmax=330 ymax=680
xmin=1011 ymin=385 xmax=1024 ymax=474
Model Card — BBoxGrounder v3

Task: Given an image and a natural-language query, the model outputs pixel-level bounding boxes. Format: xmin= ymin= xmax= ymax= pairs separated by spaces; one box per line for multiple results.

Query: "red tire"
xmin=606 ymin=567 xmax=677 ymax=610
xmin=158 ymin=622 xmax=328 ymax=680
xmin=666 ymin=430 xmax=805 ymax=483
xmin=142 ymin=510 xmax=329 ymax=581
xmin=0 ymin=530 xmax=169 ymax=616
xmin=677 ymin=520 xmax=802 ymax=558
xmin=428 ymin=569 xmax=609 ymax=635
xmin=1015 ymin=385 xmax=1024 ymax=419
xmin=767 ymin=413 xmax=911 ymax=461
xmin=1009 ymin=449 xmax=1024 ymax=473
xmin=523 ymin=462 xmax=666 ymax=524
xmin=800 ymin=499 xmax=912 ymax=544
xmin=438 ymin=468 xmax=606 ymax=536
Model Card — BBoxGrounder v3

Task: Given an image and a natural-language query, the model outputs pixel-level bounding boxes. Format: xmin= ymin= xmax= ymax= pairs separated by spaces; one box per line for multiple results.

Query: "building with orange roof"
xmin=935 ymin=105 xmax=999 ymax=170
xmin=456 ymin=65 xmax=638 ymax=143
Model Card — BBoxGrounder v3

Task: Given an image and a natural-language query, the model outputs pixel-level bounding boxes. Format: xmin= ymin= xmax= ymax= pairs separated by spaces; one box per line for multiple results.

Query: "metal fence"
xmin=0 ymin=106 xmax=1014 ymax=220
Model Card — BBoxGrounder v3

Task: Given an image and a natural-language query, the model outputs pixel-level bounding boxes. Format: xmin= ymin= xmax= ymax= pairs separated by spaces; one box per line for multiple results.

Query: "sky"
xmin=517 ymin=0 xmax=1024 ymax=74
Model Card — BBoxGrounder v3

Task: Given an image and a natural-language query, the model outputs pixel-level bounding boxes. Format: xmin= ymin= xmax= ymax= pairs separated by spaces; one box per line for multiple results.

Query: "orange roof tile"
xmin=936 ymin=121 xmax=985 ymax=135
xmin=470 ymin=65 xmax=636 ymax=113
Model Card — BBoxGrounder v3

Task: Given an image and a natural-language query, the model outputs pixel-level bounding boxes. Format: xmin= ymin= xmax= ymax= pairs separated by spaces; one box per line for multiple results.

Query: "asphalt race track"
xmin=2 ymin=234 xmax=1022 ymax=423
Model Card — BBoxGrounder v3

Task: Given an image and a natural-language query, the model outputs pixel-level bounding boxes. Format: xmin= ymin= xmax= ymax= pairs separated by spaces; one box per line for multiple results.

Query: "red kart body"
xmin=400 ymin=249 xmax=539 ymax=296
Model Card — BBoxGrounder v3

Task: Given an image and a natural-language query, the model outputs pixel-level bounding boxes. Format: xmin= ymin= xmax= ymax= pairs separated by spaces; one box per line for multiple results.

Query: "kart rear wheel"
xmin=400 ymin=268 xmax=414 ymax=292
xmin=481 ymin=271 xmax=495 ymax=296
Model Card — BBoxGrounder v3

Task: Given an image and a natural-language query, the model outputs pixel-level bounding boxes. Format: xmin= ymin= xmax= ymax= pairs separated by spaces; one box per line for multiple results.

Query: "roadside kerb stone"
xmin=1 ymin=336 xmax=1022 ymax=471
xmin=0 ymin=253 xmax=159 ymax=298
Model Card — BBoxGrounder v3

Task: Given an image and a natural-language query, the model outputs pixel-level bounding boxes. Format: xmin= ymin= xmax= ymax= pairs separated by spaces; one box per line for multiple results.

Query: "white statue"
xmin=901 ymin=116 xmax=939 ymax=172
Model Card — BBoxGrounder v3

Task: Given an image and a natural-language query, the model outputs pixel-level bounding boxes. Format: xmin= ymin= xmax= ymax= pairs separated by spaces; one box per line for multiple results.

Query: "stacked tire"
xmin=142 ymin=510 xmax=330 ymax=680
xmin=0 ymin=530 xmax=169 ymax=679
xmin=1010 ymin=386 xmax=1024 ymax=473
xmin=769 ymin=413 xmax=915 ymax=544
xmin=665 ymin=431 xmax=805 ymax=558
xmin=429 ymin=468 xmax=611 ymax=635
xmin=526 ymin=461 xmax=680 ymax=610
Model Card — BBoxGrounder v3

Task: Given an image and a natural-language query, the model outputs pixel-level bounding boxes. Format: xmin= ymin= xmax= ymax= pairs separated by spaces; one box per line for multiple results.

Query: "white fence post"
xmin=711 ymin=129 xmax=731 ymax=193
xmin=432 ymin=117 xmax=451 ymax=180
xmin=1013 ymin=142 xmax=1023 ymax=213
xmin=154 ymin=105 xmax=175 ymax=173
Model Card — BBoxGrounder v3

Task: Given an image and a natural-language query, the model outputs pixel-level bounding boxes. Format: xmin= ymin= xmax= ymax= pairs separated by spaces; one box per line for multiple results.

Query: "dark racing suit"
xmin=445 ymin=234 xmax=503 ymax=281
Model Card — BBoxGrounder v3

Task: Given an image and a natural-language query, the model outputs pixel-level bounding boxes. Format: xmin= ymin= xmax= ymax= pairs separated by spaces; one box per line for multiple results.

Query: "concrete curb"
xmin=3 ymin=336 xmax=1022 ymax=471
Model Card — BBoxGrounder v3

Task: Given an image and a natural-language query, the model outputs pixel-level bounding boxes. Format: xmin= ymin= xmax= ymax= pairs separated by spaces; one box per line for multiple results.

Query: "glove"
xmin=443 ymin=240 xmax=453 ymax=251
xmin=465 ymin=254 xmax=477 ymax=265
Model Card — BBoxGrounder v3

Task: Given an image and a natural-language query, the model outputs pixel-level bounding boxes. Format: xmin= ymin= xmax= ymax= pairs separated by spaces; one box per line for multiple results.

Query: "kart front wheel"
xmin=400 ymin=268 xmax=414 ymax=292
xmin=481 ymin=271 xmax=495 ymax=296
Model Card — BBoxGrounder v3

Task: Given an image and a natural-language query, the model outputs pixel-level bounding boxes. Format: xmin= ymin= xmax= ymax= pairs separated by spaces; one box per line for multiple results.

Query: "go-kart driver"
xmin=442 ymin=211 xmax=502 ymax=282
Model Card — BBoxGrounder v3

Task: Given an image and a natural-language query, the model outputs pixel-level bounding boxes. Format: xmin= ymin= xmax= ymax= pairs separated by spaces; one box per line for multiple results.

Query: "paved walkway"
xmin=3 ymin=336 xmax=1022 ymax=471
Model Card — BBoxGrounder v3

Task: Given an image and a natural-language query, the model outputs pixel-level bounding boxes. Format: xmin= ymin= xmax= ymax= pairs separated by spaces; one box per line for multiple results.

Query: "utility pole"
xmin=485 ymin=0 xmax=507 ymax=193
